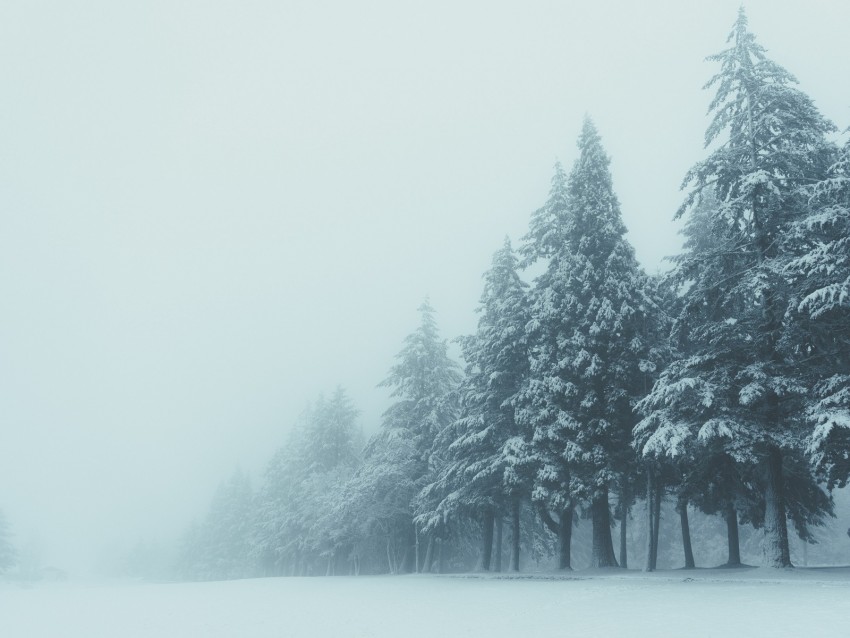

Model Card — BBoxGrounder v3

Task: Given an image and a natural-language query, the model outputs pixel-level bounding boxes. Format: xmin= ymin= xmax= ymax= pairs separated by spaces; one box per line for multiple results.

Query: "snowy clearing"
xmin=3 ymin=568 xmax=849 ymax=638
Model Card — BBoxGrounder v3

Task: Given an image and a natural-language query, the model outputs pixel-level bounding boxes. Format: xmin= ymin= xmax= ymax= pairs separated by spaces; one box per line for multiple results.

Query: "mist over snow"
xmin=1 ymin=0 xmax=849 ymax=583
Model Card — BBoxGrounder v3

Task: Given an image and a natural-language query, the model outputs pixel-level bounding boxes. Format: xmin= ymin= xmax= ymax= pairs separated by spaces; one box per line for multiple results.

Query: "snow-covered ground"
xmin=3 ymin=568 xmax=848 ymax=638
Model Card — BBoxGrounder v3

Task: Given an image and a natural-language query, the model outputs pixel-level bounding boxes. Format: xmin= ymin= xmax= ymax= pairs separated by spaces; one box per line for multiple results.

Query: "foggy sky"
xmin=2 ymin=0 xmax=849 ymax=572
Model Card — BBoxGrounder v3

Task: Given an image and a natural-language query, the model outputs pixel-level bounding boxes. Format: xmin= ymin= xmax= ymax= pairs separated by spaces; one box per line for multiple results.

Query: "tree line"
xmin=174 ymin=9 xmax=849 ymax=579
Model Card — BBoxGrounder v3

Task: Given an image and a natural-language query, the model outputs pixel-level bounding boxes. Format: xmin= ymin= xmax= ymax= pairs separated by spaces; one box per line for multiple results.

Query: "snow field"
xmin=2 ymin=569 xmax=849 ymax=638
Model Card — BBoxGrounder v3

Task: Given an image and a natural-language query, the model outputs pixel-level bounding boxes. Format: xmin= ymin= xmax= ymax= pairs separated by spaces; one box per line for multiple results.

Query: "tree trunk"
xmin=414 ymin=525 xmax=420 ymax=574
xmin=436 ymin=537 xmax=445 ymax=574
xmin=651 ymin=480 xmax=662 ymax=568
xmin=590 ymin=488 xmax=618 ymax=568
xmin=645 ymin=466 xmax=655 ymax=572
xmin=422 ymin=534 xmax=435 ymax=573
xmin=299 ymin=555 xmax=308 ymax=577
xmin=679 ymin=500 xmax=695 ymax=569
xmin=539 ymin=503 xmax=572 ymax=570
xmin=494 ymin=515 xmax=503 ymax=572
xmin=764 ymin=446 xmax=792 ymax=567
xmin=619 ymin=482 xmax=629 ymax=569
xmin=558 ymin=503 xmax=574 ymax=570
xmin=386 ymin=539 xmax=396 ymax=574
xmin=479 ymin=508 xmax=494 ymax=572
xmin=725 ymin=504 xmax=741 ymax=567
xmin=403 ymin=524 xmax=416 ymax=573
xmin=510 ymin=498 xmax=521 ymax=572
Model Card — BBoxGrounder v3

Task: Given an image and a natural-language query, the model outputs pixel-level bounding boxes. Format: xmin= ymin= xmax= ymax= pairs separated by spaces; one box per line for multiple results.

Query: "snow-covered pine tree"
xmin=177 ymin=469 xmax=255 ymax=580
xmin=301 ymin=389 xmax=362 ymax=574
xmin=352 ymin=300 xmax=461 ymax=573
xmin=206 ymin=469 xmax=254 ymax=580
xmin=305 ymin=387 xmax=360 ymax=474
xmin=250 ymin=423 xmax=308 ymax=576
xmin=520 ymin=118 xmax=655 ymax=568
xmin=339 ymin=428 xmax=422 ymax=574
xmin=419 ymin=239 xmax=531 ymax=572
xmin=786 ymin=138 xmax=850 ymax=490
xmin=623 ymin=274 xmax=674 ymax=572
xmin=522 ymin=161 xmax=570 ymax=265
xmin=379 ymin=300 xmax=462 ymax=458
xmin=518 ymin=161 xmax=578 ymax=569
xmin=249 ymin=390 xmax=362 ymax=576
xmin=640 ymin=8 xmax=836 ymax=568
xmin=635 ymin=190 xmax=755 ymax=569
xmin=175 ymin=520 xmax=208 ymax=580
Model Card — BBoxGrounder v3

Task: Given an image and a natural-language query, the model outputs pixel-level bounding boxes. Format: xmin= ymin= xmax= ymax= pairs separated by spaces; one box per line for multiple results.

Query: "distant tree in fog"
xmin=176 ymin=469 xmax=254 ymax=580
xmin=345 ymin=300 xmax=461 ymax=573
xmin=250 ymin=388 xmax=361 ymax=576
xmin=0 ymin=509 xmax=17 ymax=573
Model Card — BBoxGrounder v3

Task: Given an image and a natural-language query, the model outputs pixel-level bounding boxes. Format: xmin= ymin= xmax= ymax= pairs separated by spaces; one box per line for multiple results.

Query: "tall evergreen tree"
xmin=305 ymin=387 xmax=360 ymax=473
xmin=786 ymin=138 xmax=850 ymax=490
xmin=205 ymin=469 xmax=254 ymax=580
xmin=340 ymin=428 xmax=423 ymax=574
xmin=636 ymin=190 xmax=755 ymax=568
xmin=638 ymin=8 xmax=836 ymax=567
xmin=519 ymin=161 xmax=579 ymax=569
xmin=379 ymin=299 xmax=462 ymax=457
xmin=249 ymin=390 xmax=361 ymax=576
xmin=522 ymin=161 xmax=570 ymax=264
xmin=177 ymin=469 xmax=255 ymax=580
xmin=520 ymin=118 xmax=655 ymax=568
xmin=301 ymin=389 xmax=362 ymax=574
xmin=250 ymin=424 xmax=308 ymax=576
xmin=420 ymin=239 xmax=531 ymax=571
xmin=350 ymin=300 xmax=461 ymax=573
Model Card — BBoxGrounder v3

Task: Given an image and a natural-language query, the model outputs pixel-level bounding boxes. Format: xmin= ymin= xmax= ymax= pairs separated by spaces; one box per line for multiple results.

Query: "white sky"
xmin=1 ymin=0 xmax=848 ymax=571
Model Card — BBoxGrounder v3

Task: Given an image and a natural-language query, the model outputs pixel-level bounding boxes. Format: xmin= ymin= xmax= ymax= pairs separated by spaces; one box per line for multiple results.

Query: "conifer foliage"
xmin=177 ymin=469 xmax=254 ymax=581
xmin=788 ymin=139 xmax=850 ymax=490
xmin=420 ymin=239 xmax=531 ymax=571
xmin=349 ymin=300 xmax=462 ymax=573
xmin=521 ymin=118 xmax=655 ymax=567
xmin=637 ymin=8 xmax=836 ymax=567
